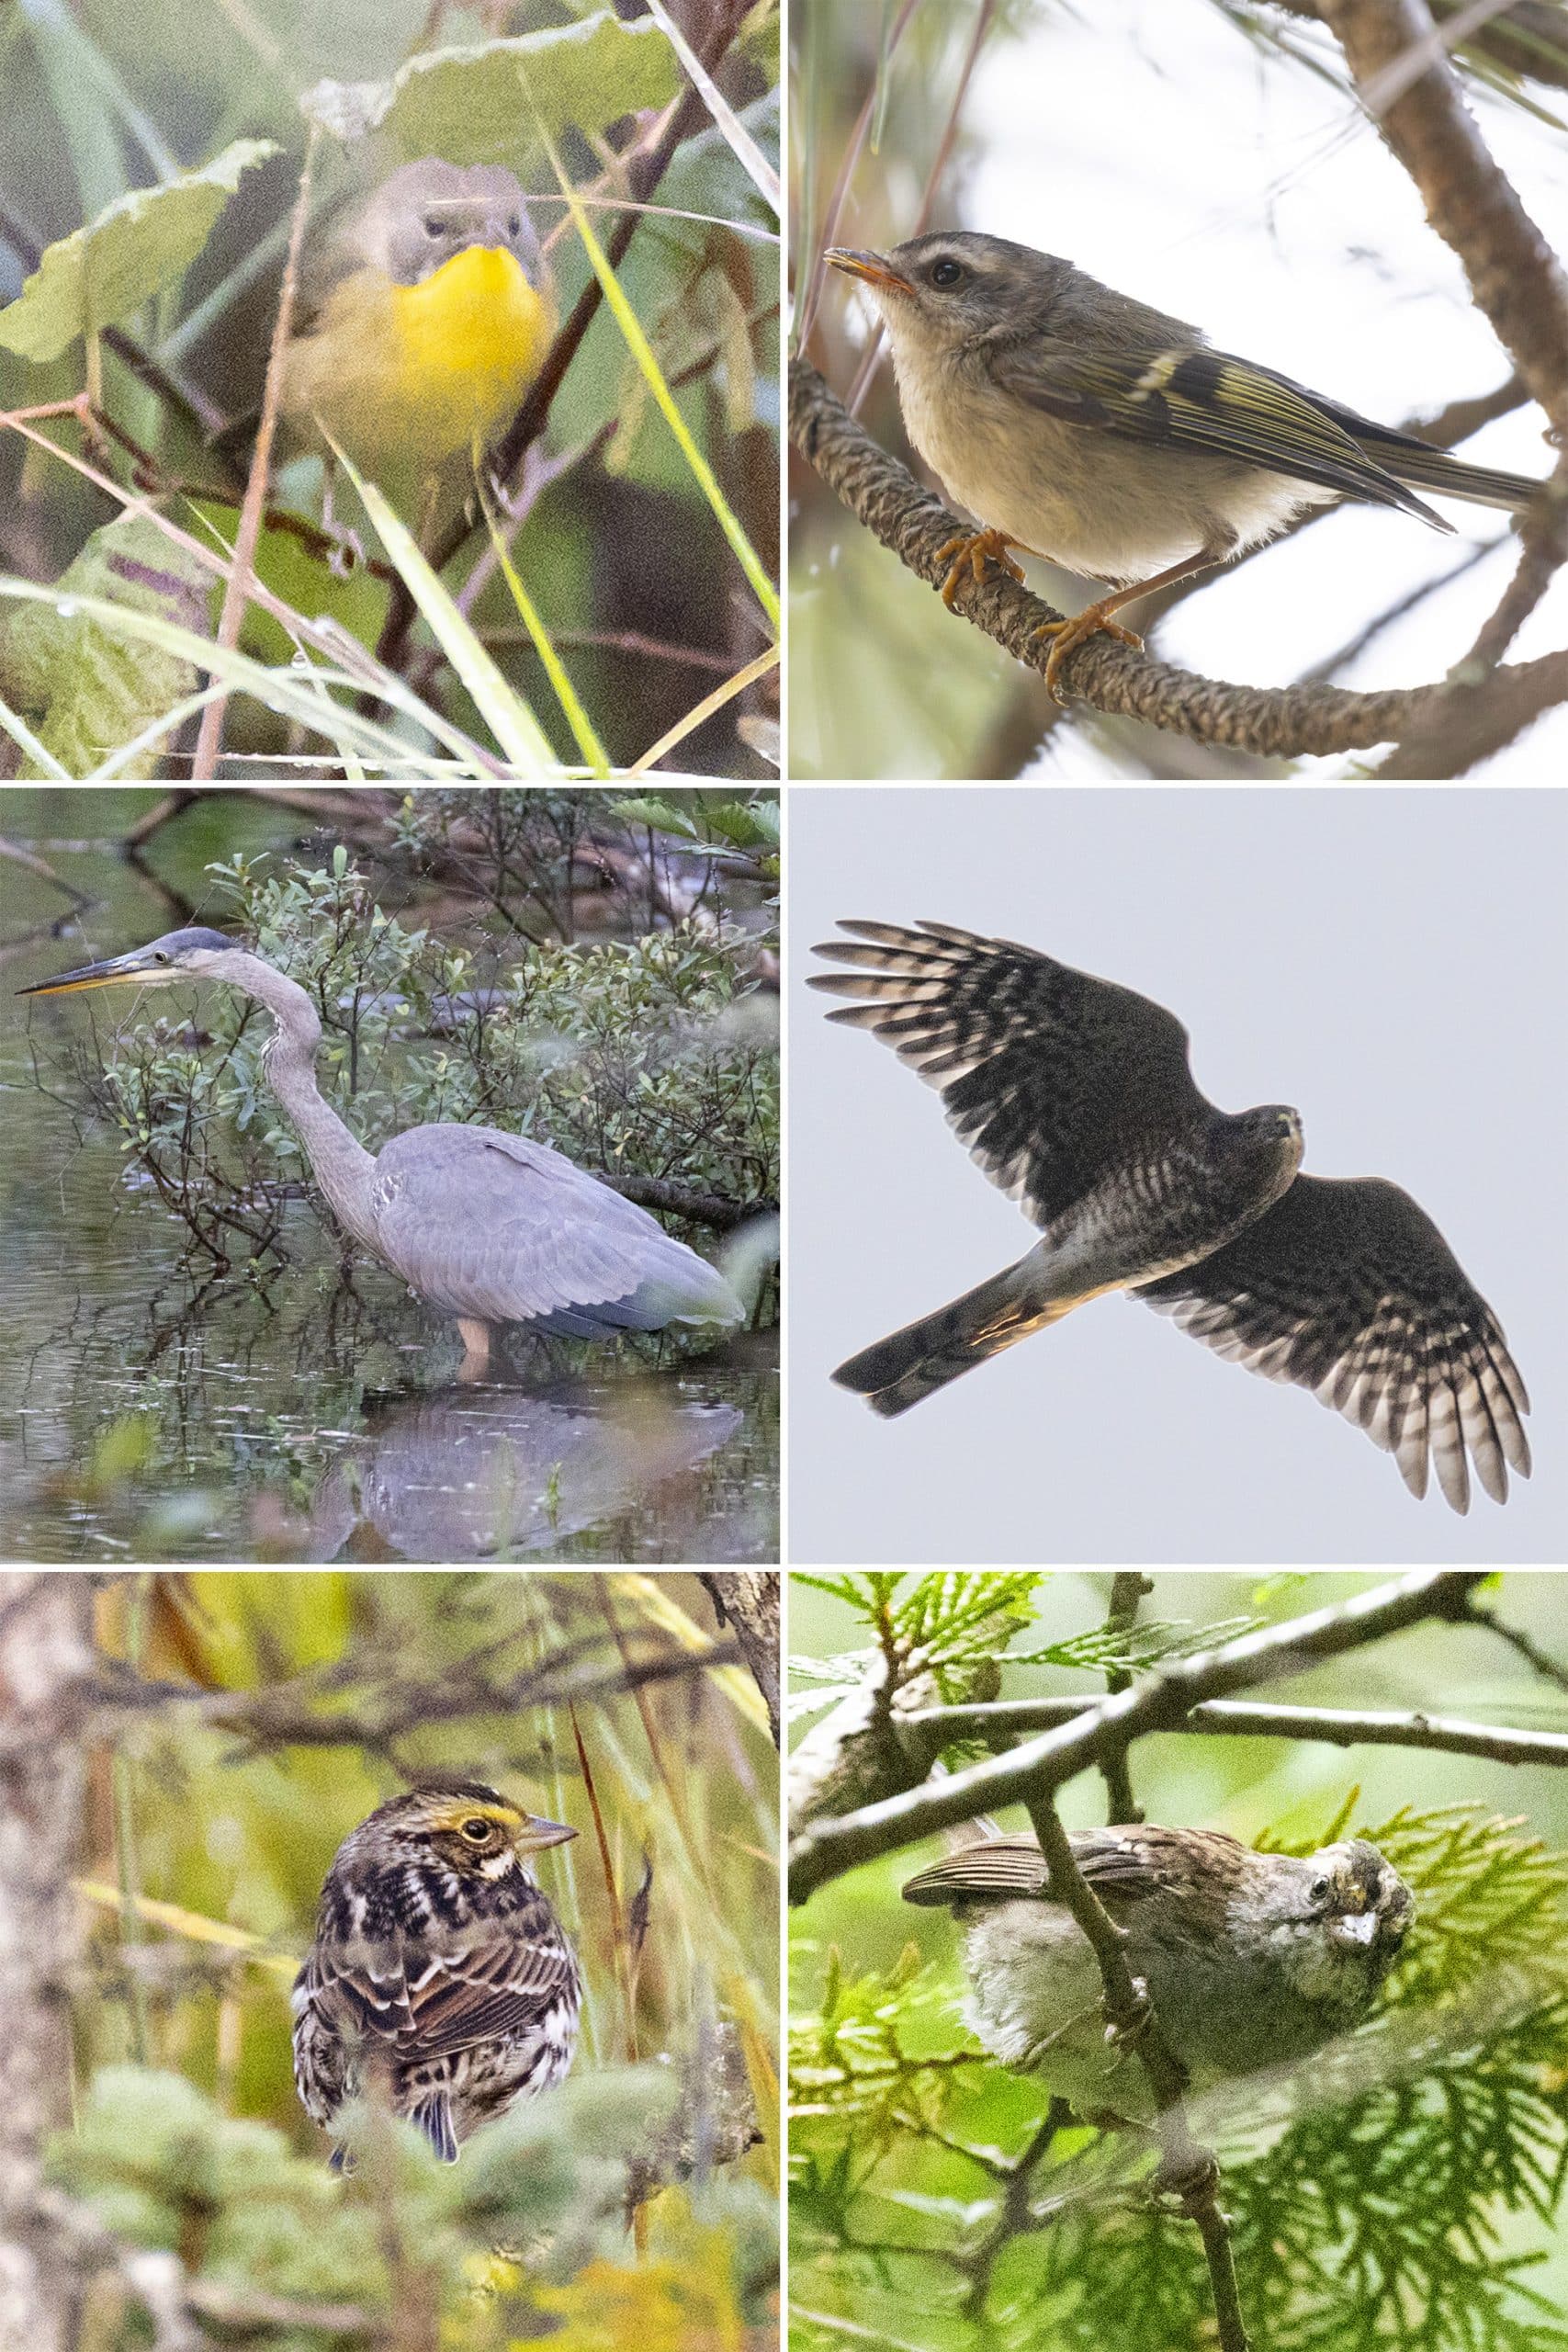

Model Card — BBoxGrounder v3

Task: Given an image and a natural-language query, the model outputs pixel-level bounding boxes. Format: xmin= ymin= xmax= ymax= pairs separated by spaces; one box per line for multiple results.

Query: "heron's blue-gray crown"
xmin=18 ymin=926 xmax=241 ymax=997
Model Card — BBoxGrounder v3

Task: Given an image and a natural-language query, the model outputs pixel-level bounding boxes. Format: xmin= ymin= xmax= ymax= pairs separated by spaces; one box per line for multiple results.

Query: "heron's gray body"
xmin=22 ymin=928 xmax=744 ymax=1364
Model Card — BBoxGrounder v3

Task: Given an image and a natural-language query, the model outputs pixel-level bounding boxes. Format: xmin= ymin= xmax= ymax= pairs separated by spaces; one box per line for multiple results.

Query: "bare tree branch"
xmin=1100 ymin=1576 xmax=1153 ymax=1825
xmin=1322 ymin=0 xmax=1568 ymax=430
xmin=788 ymin=359 xmax=1568 ymax=754
xmin=901 ymin=1696 xmax=1568 ymax=1769
xmin=788 ymin=1570 xmax=1485 ymax=1903
xmin=1266 ymin=0 xmax=1568 ymax=92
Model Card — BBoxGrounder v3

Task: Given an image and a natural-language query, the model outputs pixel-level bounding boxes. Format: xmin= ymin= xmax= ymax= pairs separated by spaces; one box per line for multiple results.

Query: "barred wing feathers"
xmin=1135 ymin=1173 xmax=1529 ymax=1512
xmin=808 ymin=920 xmax=1212 ymax=1230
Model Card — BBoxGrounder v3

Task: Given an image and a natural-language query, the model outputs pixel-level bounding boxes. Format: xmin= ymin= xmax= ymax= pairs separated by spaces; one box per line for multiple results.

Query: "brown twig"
xmin=190 ymin=132 xmax=319 ymax=783
xmin=787 ymin=357 xmax=1568 ymax=753
xmin=1100 ymin=1576 xmax=1153 ymax=1824
xmin=1023 ymin=1795 xmax=1251 ymax=2352
xmin=788 ymin=1569 xmax=1484 ymax=1901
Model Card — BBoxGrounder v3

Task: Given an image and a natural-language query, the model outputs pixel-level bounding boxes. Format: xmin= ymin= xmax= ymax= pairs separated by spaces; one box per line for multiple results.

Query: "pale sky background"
xmin=794 ymin=0 xmax=1568 ymax=780
xmin=786 ymin=786 xmax=1568 ymax=1565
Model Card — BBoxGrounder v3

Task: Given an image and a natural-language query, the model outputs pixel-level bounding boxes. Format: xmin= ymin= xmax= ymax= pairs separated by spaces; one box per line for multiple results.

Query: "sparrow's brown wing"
xmin=902 ymin=1838 xmax=1047 ymax=1905
xmin=808 ymin=921 xmax=1213 ymax=1230
xmin=395 ymin=1915 xmax=579 ymax=2060
xmin=902 ymin=1826 xmax=1248 ymax=1912
xmin=300 ymin=1940 xmax=417 ymax=2041
xmin=1136 ymin=1173 xmax=1529 ymax=1512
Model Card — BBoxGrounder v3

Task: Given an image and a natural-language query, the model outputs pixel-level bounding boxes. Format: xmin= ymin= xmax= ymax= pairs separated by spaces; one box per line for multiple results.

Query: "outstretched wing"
xmin=1136 ymin=1174 xmax=1529 ymax=1511
xmin=370 ymin=1125 xmax=739 ymax=1334
xmin=808 ymin=921 xmax=1213 ymax=1230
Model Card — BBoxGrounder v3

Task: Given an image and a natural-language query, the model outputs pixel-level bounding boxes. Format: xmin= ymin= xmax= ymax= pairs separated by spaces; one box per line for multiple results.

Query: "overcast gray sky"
xmin=787 ymin=787 xmax=1567 ymax=1566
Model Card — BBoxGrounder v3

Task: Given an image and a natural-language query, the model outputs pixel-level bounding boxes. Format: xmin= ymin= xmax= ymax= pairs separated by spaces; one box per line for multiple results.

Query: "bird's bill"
xmin=517 ymin=1814 xmax=578 ymax=1855
xmin=825 ymin=246 xmax=913 ymax=297
xmin=18 ymin=948 xmax=176 ymax=998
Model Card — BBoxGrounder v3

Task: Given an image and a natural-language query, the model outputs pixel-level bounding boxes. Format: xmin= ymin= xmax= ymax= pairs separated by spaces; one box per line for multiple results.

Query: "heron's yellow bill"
xmin=280 ymin=159 xmax=557 ymax=480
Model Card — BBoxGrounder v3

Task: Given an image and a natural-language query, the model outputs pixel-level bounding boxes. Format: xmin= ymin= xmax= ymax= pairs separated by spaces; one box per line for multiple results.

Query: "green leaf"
xmin=0 ymin=139 xmax=279 ymax=363
xmin=301 ymin=13 xmax=682 ymax=162
xmin=0 ymin=513 xmax=213 ymax=778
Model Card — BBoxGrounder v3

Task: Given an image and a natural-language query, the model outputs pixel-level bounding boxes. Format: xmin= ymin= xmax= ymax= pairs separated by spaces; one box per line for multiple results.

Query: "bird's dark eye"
xmin=423 ymin=214 xmax=447 ymax=238
xmin=930 ymin=257 xmax=964 ymax=288
xmin=507 ymin=214 xmax=521 ymax=239
xmin=152 ymin=951 xmax=169 ymax=965
xmin=460 ymin=1817 xmax=493 ymax=1843
xmin=1310 ymin=1875 xmax=1330 ymax=1903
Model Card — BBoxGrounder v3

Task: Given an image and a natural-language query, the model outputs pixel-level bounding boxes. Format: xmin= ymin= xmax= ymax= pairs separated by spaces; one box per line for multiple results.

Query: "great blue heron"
xmin=21 ymin=927 xmax=745 ymax=1375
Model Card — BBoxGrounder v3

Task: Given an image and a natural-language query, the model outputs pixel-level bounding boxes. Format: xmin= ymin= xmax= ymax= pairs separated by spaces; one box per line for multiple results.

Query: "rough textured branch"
xmin=906 ymin=1696 xmax=1568 ymax=1770
xmin=788 ymin=1570 xmax=1484 ymax=1903
xmin=699 ymin=1574 xmax=780 ymax=1743
xmin=1100 ymin=1576 xmax=1152 ymax=1824
xmin=1269 ymin=0 xmax=1568 ymax=90
xmin=1323 ymin=0 xmax=1568 ymax=432
xmin=0 ymin=1575 xmax=95 ymax=2352
xmin=789 ymin=358 xmax=1568 ymax=754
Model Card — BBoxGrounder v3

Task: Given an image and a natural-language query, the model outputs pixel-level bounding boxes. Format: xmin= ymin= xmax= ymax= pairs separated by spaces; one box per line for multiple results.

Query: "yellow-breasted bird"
xmin=280 ymin=159 xmax=556 ymax=482
xmin=291 ymin=1779 xmax=581 ymax=2166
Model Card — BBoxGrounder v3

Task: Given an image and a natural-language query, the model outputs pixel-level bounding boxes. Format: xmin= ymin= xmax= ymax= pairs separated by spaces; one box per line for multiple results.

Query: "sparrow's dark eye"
xmin=460 ymin=1818 xmax=493 ymax=1843
xmin=424 ymin=214 xmax=448 ymax=239
xmin=507 ymin=214 xmax=521 ymax=239
xmin=930 ymin=257 xmax=964 ymax=288
xmin=1310 ymin=1874 xmax=1331 ymax=1903
xmin=152 ymin=951 xmax=169 ymax=964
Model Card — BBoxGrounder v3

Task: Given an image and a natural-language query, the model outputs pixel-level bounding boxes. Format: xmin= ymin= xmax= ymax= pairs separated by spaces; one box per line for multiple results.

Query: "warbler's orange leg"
xmin=1032 ymin=545 xmax=1227 ymax=705
xmin=1032 ymin=600 xmax=1145 ymax=705
xmin=935 ymin=526 xmax=1027 ymax=608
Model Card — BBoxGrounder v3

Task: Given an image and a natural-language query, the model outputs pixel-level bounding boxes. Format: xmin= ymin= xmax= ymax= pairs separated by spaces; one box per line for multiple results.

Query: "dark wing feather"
xmin=808 ymin=921 xmax=1213 ymax=1229
xmin=987 ymin=338 xmax=1450 ymax=526
xmin=1136 ymin=1173 xmax=1529 ymax=1511
xmin=902 ymin=1838 xmax=1048 ymax=1904
xmin=400 ymin=1918 xmax=579 ymax=2060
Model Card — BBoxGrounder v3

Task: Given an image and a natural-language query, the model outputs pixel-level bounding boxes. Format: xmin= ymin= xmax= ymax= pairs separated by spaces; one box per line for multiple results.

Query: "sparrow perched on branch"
xmin=903 ymin=1822 xmax=1413 ymax=2122
xmin=292 ymin=1778 xmax=581 ymax=2165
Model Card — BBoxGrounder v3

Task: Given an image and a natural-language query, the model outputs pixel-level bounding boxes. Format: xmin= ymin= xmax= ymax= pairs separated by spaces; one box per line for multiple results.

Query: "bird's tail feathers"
xmin=1384 ymin=445 xmax=1540 ymax=514
xmin=831 ymin=1256 xmax=1079 ymax=1417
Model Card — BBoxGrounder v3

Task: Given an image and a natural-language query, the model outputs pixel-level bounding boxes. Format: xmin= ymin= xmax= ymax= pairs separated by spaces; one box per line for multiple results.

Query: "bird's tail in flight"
xmin=831 ymin=1257 xmax=1079 ymax=1417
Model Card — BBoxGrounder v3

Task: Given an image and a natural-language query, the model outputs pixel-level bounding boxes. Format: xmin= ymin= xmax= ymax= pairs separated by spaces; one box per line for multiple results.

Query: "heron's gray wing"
xmin=1136 ymin=1174 xmax=1529 ymax=1511
xmin=370 ymin=1125 xmax=739 ymax=1331
xmin=987 ymin=337 xmax=1445 ymax=525
xmin=808 ymin=921 xmax=1213 ymax=1228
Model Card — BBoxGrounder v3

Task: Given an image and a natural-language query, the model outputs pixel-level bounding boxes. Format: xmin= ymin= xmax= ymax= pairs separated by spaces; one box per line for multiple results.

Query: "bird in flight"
xmin=809 ymin=921 xmax=1529 ymax=1512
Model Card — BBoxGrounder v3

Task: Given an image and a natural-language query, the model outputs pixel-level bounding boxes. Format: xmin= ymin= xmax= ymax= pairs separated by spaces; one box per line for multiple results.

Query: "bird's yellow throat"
xmin=283 ymin=241 xmax=556 ymax=478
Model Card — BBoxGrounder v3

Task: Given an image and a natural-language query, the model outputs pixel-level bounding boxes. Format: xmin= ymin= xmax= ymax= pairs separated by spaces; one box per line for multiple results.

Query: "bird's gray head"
xmin=1224 ymin=1102 xmax=1304 ymax=1204
xmin=358 ymin=159 xmax=547 ymax=292
xmin=1247 ymin=1838 xmax=1414 ymax=2010
xmin=826 ymin=231 xmax=1077 ymax=357
xmin=18 ymin=926 xmax=248 ymax=1000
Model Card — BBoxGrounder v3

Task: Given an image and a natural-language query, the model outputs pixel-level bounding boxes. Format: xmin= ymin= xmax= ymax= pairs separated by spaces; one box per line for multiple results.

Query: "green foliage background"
xmin=62 ymin=1568 xmax=779 ymax=2348
xmin=788 ymin=1573 xmax=1568 ymax=2352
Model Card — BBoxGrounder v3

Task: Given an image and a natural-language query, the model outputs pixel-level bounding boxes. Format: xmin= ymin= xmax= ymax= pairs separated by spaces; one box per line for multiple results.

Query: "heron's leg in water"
xmin=456 ymin=1317 xmax=492 ymax=1381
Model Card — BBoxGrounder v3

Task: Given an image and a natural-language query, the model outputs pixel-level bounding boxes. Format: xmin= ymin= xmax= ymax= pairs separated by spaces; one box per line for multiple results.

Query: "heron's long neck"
xmin=230 ymin=954 xmax=379 ymax=1247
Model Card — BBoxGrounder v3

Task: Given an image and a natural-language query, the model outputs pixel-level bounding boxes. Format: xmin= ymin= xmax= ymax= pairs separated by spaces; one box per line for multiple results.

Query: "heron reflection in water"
xmin=21 ymin=927 xmax=746 ymax=1376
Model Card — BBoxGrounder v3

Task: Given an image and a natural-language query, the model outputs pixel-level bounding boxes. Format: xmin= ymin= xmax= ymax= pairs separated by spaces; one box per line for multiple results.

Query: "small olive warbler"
xmin=827 ymin=232 xmax=1541 ymax=701
xmin=903 ymin=1823 xmax=1413 ymax=2122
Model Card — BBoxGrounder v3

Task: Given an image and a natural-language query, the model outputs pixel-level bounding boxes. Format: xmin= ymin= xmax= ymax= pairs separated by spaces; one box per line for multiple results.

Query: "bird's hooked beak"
xmin=18 ymin=947 xmax=178 ymax=998
xmin=515 ymin=1815 xmax=577 ymax=1857
xmin=825 ymin=246 xmax=914 ymax=298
